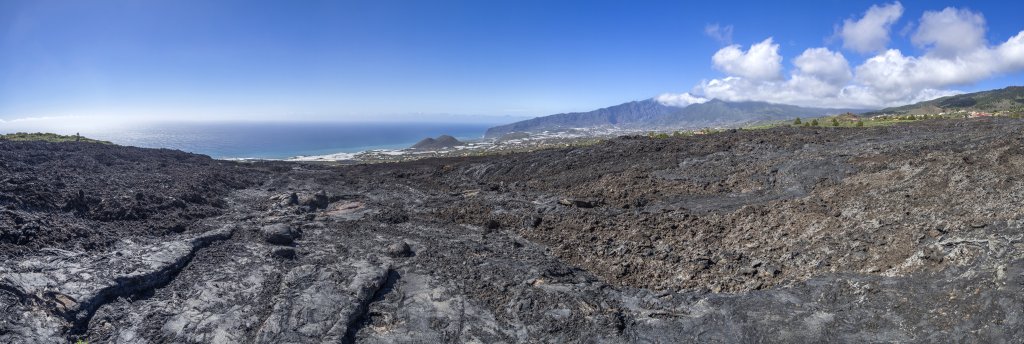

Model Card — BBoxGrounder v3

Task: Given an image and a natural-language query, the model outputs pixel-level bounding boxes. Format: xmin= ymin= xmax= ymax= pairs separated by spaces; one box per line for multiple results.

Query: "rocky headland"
xmin=410 ymin=134 xmax=465 ymax=150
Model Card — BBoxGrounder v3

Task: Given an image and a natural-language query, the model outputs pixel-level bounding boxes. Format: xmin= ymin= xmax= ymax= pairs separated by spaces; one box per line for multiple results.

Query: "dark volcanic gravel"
xmin=0 ymin=141 xmax=266 ymax=257
xmin=3 ymin=118 xmax=1024 ymax=343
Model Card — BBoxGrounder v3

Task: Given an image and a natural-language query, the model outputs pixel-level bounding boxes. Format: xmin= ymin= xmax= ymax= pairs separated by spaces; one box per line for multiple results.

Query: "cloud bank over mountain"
xmin=654 ymin=92 xmax=708 ymax=107
xmin=659 ymin=2 xmax=1024 ymax=109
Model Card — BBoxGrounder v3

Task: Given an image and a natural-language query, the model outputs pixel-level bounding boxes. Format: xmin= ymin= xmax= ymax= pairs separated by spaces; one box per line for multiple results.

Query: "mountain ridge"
xmin=485 ymin=98 xmax=866 ymax=138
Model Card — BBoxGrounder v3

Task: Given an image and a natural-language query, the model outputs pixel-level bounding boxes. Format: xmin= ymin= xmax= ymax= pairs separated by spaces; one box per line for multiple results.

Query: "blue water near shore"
xmin=82 ymin=122 xmax=495 ymax=159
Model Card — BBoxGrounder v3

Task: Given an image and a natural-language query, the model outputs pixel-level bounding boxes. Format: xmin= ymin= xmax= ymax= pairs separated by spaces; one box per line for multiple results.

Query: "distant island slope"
xmin=485 ymin=98 xmax=866 ymax=138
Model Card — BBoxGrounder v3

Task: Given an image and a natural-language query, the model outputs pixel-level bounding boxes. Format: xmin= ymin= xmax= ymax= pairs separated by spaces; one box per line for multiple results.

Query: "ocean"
xmin=75 ymin=121 xmax=496 ymax=160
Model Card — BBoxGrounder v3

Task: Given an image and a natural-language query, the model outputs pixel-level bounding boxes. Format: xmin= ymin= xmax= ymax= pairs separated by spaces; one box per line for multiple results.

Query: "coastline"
xmin=264 ymin=127 xmax=690 ymax=164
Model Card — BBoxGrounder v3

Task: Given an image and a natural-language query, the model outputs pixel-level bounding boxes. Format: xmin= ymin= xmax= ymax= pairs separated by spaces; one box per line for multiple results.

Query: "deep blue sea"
xmin=78 ymin=122 xmax=495 ymax=159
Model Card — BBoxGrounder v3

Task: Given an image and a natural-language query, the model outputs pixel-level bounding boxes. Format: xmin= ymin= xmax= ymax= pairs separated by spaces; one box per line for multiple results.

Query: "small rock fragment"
xmin=272 ymin=247 xmax=296 ymax=259
xmin=523 ymin=215 xmax=542 ymax=228
xmin=758 ymin=265 xmax=781 ymax=278
xmin=50 ymin=293 xmax=77 ymax=314
xmin=558 ymin=198 xmax=597 ymax=208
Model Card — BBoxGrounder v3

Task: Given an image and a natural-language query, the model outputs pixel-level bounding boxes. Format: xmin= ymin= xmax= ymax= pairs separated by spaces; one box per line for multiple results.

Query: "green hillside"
xmin=867 ymin=86 xmax=1024 ymax=116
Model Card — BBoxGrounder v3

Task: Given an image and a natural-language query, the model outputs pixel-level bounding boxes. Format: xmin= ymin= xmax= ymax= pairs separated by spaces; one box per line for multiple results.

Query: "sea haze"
xmin=80 ymin=121 xmax=495 ymax=159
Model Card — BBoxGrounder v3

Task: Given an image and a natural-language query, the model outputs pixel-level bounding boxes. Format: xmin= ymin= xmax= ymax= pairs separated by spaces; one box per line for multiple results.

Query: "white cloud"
xmin=692 ymin=38 xmax=989 ymax=109
xmin=711 ymin=38 xmax=783 ymax=81
xmin=855 ymin=34 xmax=1024 ymax=93
xmin=793 ymin=48 xmax=853 ymax=85
xmin=838 ymin=2 xmax=904 ymax=53
xmin=655 ymin=92 xmax=708 ymax=107
xmin=998 ymin=31 xmax=1024 ymax=70
xmin=854 ymin=7 xmax=1024 ymax=97
xmin=675 ymin=4 xmax=1024 ymax=109
xmin=698 ymin=45 xmax=858 ymax=107
xmin=694 ymin=71 xmax=961 ymax=109
xmin=912 ymin=7 xmax=986 ymax=58
xmin=705 ymin=23 xmax=734 ymax=44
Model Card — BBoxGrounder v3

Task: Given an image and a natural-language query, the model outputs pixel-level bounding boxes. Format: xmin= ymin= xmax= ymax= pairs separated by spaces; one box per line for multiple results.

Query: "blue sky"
xmin=2 ymin=0 xmax=1023 ymax=123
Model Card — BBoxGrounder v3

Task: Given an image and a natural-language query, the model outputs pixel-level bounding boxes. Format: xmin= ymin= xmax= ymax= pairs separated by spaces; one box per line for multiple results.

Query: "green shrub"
xmin=810 ymin=119 xmax=819 ymax=126
xmin=793 ymin=117 xmax=802 ymax=125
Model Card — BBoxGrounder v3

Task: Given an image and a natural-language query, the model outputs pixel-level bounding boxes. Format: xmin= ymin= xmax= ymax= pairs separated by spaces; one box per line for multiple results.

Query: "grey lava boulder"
xmin=261 ymin=223 xmax=301 ymax=245
xmin=386 ymin=241 xmax=413 ymax=257
xmin=301 ymin=190 xmax=330 ymax=210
